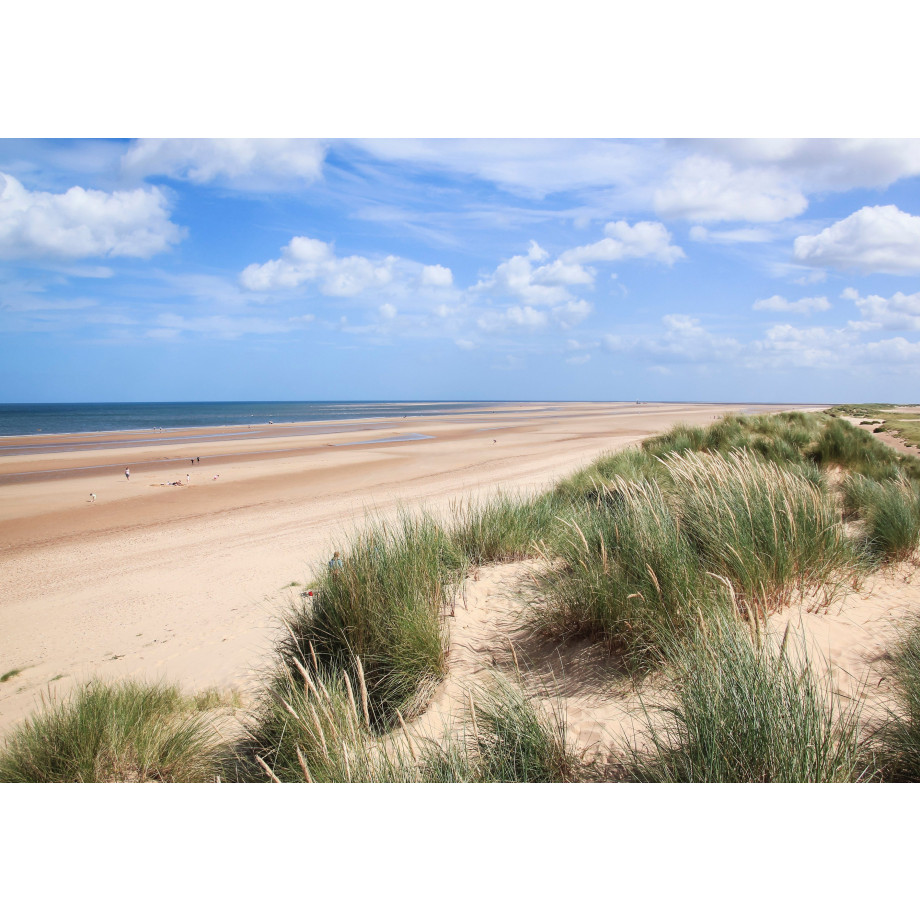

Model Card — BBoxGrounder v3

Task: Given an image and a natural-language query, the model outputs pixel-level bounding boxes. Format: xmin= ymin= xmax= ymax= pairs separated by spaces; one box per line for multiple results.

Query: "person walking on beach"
xmin=186 ymin=473 xmax=190 ymax=485
xmin=125 ymin=467 xmax=130 ymax=480
xmin=90 ymin=492 xmax=96 ymax=503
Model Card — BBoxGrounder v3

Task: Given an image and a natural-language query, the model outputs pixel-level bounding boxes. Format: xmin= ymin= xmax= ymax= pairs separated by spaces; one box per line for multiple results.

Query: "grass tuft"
xmin=619 ymin=616 xmax=868 ymax=782
xmin=0 ymin=681 xmax=223 ymax=783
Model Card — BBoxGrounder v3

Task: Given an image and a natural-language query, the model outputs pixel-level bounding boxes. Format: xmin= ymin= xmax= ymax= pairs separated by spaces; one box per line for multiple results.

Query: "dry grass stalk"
xmin=295 ymin=744 xmax=314 ymax=783
xmin=255 ymin=754 xmax=282 ymax=783
xmin=354 ymin=656 xmax=371 ymax=728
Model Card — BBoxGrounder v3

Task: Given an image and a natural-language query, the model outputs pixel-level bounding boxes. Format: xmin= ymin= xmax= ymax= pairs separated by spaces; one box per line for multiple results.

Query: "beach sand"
xmin=0 ymin=401 xmax=822 ymax=733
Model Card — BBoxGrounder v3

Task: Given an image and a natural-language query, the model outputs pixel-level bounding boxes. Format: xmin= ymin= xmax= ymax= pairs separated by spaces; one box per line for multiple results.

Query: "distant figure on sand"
xmin=329 ymin=551 xmax=344 ymax=575
xmin=125 ymin=468 xmax=130 ymax=480
xmin=90 ymin=493 xmax=96 ymax=503
xmin=186 ymin=473 xmax=190 ymax=484
xmin=196 ymin=457 xmax=200 ymax=463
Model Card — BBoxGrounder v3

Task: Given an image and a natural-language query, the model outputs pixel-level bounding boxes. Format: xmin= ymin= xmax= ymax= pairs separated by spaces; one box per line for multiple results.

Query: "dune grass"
xmin=842 ymin=473 xmax=920 ymax=561
xmin=532 ymin=476 xmax=721 ymax=668
xmin=279 ymin=513 xmax=463 ymax=727
xmin=0 ymin=681 xmax=223 ymax=783
xmin=446 ymin=492 xmax=562 ymax=565
xmin=553 ymin=446 xmax=667 ymax=504
xmin=619 ymin=617 xmax=869 ymax=783
xmin=238 ymin=662 xmax=419 ymax=783
xmin=664 ymin=450 xmax=854 ymax=611
xmin=872 ymin=615 xmax=920 ymax=781
xmin=240 ymin=662 xmax=584 ymax=783
xmin=462 ymin=673 xmax=584 ymax=782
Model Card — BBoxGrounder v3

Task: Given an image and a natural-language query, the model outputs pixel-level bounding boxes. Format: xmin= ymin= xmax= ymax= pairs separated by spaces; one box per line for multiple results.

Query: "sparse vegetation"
xmin=1 ymin=669 xmax=23 ymax=683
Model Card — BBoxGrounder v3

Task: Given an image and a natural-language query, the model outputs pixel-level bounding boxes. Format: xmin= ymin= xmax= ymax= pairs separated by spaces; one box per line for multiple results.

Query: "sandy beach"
xmin=0 ymin=401 xmax=823 ymax=732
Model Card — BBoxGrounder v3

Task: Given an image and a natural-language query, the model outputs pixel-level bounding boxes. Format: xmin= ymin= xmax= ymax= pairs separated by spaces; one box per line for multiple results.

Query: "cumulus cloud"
xmin=0 ymin=172 xmax=183 ymax=260
xmin=752 ymin=295 xmax=831 ymax=315
xmin=379 ymin=302 xmax=397 ymax=320
xmin=566 ymin=353 xmax=591 ymax=365
xmin=420 ymin=264 xmax=453 ymax=286
xmin=240 ymin=235 xmax=397 ymax=296
xmin=793 ymin=205 xmax=920 ymax=275
xmin=122 ymin=139 xmax=326 ymax=189
xmin=654 ymin=156 xmax=808 ymax=223
xmin=561 ymin=220 xmax=684 ymax=266
xmin=476 ymin=240 xmax=594 ymax=306
xmin=841 ymin=288 xmax=920 ymax=331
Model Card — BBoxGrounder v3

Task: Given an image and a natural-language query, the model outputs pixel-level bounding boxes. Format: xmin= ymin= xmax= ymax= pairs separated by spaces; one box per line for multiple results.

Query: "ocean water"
xmin=0 ymin=401 xmax=508 ymax=438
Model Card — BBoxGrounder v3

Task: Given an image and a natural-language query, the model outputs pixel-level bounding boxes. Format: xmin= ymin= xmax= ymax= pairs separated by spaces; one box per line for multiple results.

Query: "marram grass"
xmin=0 ymin=681 xmax=223 ymax=783
xmin=618 ymin=616 xmax=869 ymax=783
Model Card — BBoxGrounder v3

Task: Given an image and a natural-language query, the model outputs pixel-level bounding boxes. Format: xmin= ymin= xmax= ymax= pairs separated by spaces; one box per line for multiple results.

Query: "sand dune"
xmin=0 ymin=401 xmax=820 ymax=732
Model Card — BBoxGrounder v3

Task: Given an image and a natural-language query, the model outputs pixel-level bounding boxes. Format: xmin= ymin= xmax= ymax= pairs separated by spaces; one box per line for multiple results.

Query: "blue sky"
xmin=3 ymin=138 xmax=920 ymax=403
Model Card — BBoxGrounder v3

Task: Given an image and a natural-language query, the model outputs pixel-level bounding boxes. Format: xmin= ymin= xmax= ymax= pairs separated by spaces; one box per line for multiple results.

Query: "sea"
xmin=0 ymin=401 xmax=512 ymax=438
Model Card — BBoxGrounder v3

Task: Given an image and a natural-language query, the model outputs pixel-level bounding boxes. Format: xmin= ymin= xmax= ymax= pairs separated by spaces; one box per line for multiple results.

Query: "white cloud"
xmin=551 ymin=298 xmax=592 ymax=328
xmin=240 ymin=235 xmax=397 ymax=295
xmin=349 ymin=139 xmax=654 ymax=199
xmin=793 ymin=205 xmax=920 ymax=275
xmin=420 ymin=264 xmax=453 ymax=286
xmin=566 ymin=353 xmax=591 ymax=365
xmin=654 ymin=156 xmax=808 ymax=223
xmin=842 ymin=288 xmax=920 ymax=331
xmin=379 ymin=302 xmax=397 ymax=320
xmin=455 ymin=338 xmax=475 ymax=350
xmin=122 ymin=139 xmax=326 ymax=189
xmin=561 ymin=220 xmax=684 ymax=267
xmin=693 ymin=140 xmax=920 ymax=194
xmin=477 ymin=305 xmax=548 ymax=332
xmin=476 ymin=241 xmax=594 ymax=306
xmin=0 ymin=172 xmax=182 ymax=260
xmin=752 ymin=295 xmax=831 ymax=315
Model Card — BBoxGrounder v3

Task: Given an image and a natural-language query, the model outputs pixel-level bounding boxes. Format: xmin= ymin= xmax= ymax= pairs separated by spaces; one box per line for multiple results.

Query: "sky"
xmin=3 ymin=138 xmax=920 ymax=404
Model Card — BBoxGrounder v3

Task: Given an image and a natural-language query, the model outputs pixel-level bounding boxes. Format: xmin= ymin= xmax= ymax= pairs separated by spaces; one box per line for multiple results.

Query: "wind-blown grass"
xmin=0 ymin=681 xmax=223 ymax=783
xmin=619 ymin=617 xmax=868 ymax=783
